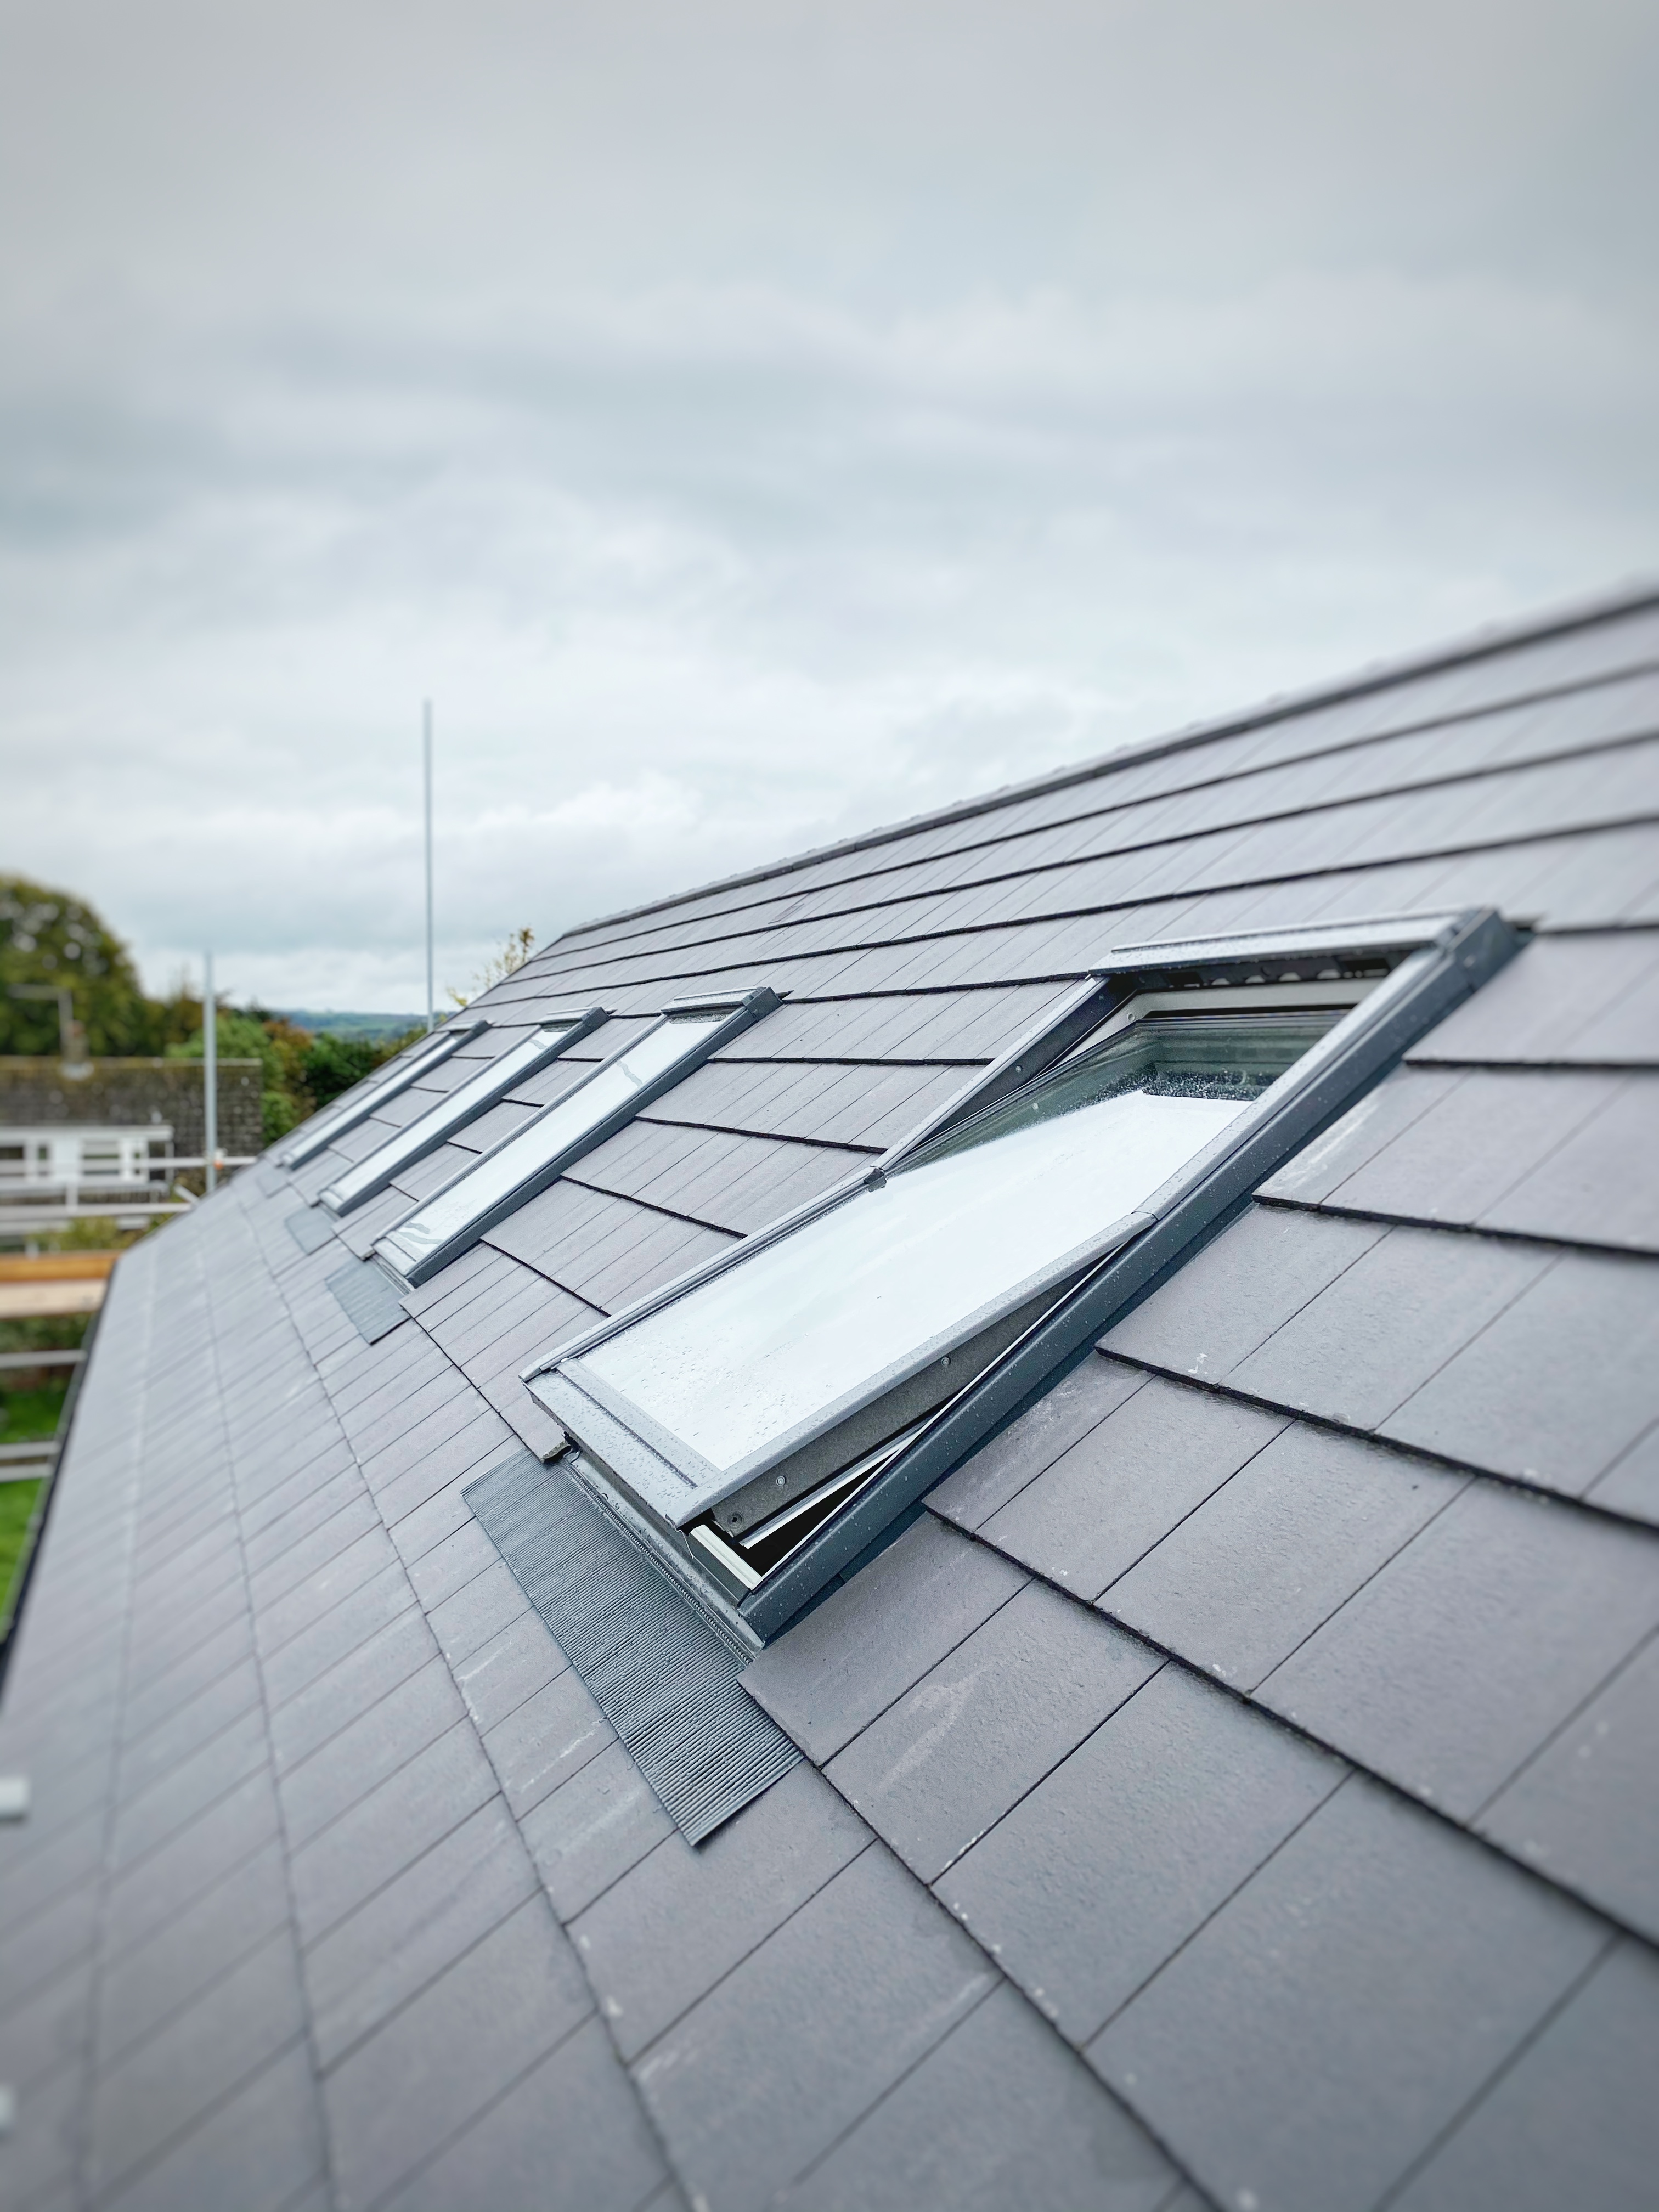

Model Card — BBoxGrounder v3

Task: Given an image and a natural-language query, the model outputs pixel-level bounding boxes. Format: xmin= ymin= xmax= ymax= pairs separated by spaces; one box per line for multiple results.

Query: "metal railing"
xmin=0 ymin=1156 xmax=257 ymax=1232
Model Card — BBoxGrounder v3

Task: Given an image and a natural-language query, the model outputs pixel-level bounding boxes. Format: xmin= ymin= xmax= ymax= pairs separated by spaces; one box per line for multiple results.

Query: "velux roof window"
xmin=278 ymin=1018 xmax=488 ymax=1169
xmin=526 ymin=910 xmax=1519 ymax=1645
xmin=374 ymin=988 xmax=781 ymax=1288
xmin=316 ymin=1008 xmax=610 ymax=1217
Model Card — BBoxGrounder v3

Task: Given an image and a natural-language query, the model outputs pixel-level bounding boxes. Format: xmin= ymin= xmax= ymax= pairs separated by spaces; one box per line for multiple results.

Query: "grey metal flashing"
xmin=375 ymin=986 xmax=784 ymax=1288
xmin=325 ymin=1255 xmax=410 ymax=1344
xmin=738 ymin=906 xmax=1522 ymax=1636
xmin=464 ymin=1448 xmax=800 ymax=1841
xmin=286 ymin=1206 xmax=337 ymax=1255
xmin=278 ymin=1017 xmax=490 ymax=1168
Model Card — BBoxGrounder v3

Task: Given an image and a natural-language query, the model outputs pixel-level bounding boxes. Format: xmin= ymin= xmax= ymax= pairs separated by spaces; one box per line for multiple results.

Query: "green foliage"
xmin=0 ymin=875 xmax=154 ymax=1054
xmin=166 ymin=1008 xmax=317 ymax=1144
xmin=0 ymin=1381 xmax=69 ymax=1444
xmin=0 ymin=1477 xmax=44 ymax=1632
xmin=302 ymin=1030 xmax=381 ymax=1110
xmin=450 ymin=926 xmax=536 ymax=1007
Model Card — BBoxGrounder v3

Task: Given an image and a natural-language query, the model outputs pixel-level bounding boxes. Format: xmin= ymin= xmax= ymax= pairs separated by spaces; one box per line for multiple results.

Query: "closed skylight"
xmin=279 ymin=1019 xmax=487 ymax=1169
xmin=316 ymin=1008 xmax=608 ymax=1217
xmin=374 ymin=988 xmax=780 ymax=1287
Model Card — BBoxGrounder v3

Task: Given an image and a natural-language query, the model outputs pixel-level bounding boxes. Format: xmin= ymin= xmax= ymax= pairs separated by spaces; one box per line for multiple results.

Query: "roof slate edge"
xmin=550 ymin=580 xmax=1659 ymax=945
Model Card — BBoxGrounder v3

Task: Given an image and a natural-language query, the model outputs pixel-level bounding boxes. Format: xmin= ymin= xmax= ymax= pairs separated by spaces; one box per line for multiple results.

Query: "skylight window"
xmin=315 ymin=1009 xmax=609 ymax=1217
xmin=526 ymin=911 xmax=1519 ymax=1644
xmin=278 ymin=1019 xmax=488 ymax=1169
xmin=373 ymin=988 xmax=781 ymax=1288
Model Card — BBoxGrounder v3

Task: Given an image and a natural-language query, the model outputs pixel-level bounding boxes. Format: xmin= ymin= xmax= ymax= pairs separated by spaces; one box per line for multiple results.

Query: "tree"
xmin=449 ymin=926 xmax=535 ymax=1007
xmin=0 ymin=876 xmax=154 ymax=1054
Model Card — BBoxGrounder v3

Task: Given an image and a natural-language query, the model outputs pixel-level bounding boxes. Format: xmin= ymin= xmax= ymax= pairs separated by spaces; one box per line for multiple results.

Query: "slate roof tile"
xmin=280 ymin=1654 xmax=469 ymax=1849
xmin=630 ymin=1844 xmax=995 ymax=2212
xmin=979 ymin=1372 xmax=1288 ymax=1600
xmin=775 ymin=1981 xmax=1179 ymax=2212
xmin=1387 ymin=1937 xmax=1659 ymax=2212
xmin=937 ymin=1664 xmax=1343 ymax=2047
xmin=1227 ymin=1220 xmax=1553 ymax=1432
xmin=569 ymin=1761 xmax=870 ymax=2064
xmin=1381 ymin=1248 xmax=1659 ymax=1497
xmin=1478 ymin=1630 xmax=1659 ymax=1942
xmin=823 ymin=1584 xmax=1161 ymax=1882
xmin=927 ymin=1355 xmax=1150 ymax=1532
xmin=1259 ymin=1480 xmax=1659 ymax=1819
xmin=1089 ymin=1774 xmax=1609 ymax=2212
xmin=302 ymin=1796 xmax=539 ymax=2071
xmin=322 ymin=1894 xmax=593 ymax=2212
xmin=375 ymin=2014 xmax=668 ymax=2212
xmin=518 ymin=1736 xmax=676 ymax=1921
xmin=87 ymin=1929 xmax=307 ymax=2202
xmin=741 ymin=1513 xmax=1027 ymax=1763
xmin=1407 ymin=931 xmax=1659 ymax=1065
xmin=91 ymin=2042 xmax=326 ymax=2212
xmin=1099 ymin=1417 xmax=1465 ymax=1691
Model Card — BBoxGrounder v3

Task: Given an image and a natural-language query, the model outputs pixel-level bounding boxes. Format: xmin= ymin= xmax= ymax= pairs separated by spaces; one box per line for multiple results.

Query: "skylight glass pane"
xmin=375 ymin=1011 xmax=729 ymax=1282
xmin=317 ymin=1020 xmax=586 ymax=1216
xmin=577 ymin=1009 xmax=1336 ymax=1488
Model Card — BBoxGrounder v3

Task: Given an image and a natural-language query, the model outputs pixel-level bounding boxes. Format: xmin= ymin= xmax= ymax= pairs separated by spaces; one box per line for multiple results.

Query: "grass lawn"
xmin=0 ymin=1477 xmax=45 ymax=1633
xmin=0 ymin=1380 xmax=70 ymax=1444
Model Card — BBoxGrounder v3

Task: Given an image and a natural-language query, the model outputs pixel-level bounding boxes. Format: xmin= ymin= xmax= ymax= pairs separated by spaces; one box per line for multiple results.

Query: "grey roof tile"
xmin=0 ymin=1882 xmax=99 ymax=2027
xmin=95 ymin=1839 xmax=291 ymax=2070
xmin=377 ymin=2015 xmax=667 ymax=2212
xmin=0 ymin=2048 xmax=84 ymax=2209
xmin=86 ymin=1929 xmax=306 ymax=2202
xmin=776 ymin=1982 xmax=1178 ymax=2212
xmin=741 ymin=1514 xmax=1027 ymax=1763
xmin=825 ymin=1583 xmax=1163 ymax=1882
xmin=928 ymin=1356 xmax=1150 ymax=1532
xmin=1381 ymin=1249 xmax=1659 ymax=1494
xmin=1481 ymin=1076 xmax=1659 ymax=1251
xmin=518 ymin=1737 xmax=675 ymax=1921
xmin=631 ymin=1844 xmax=995 ymax=2212
xmin=303 ymin=1796 xmax=538 ymax=2070
xmin=1228 ymin=1221 xmax=1553 ymax=1432
xmin=980 ymin=1375 xmax=1288 ymax=1601
xmin=1589 ymin=1419 xmax=1659 ymax=1519
xmin=938 ymin=1664 xmax=1343 ymax=2046
xmin=109 ymin=1706 xmax=271 ymax=1874
xmin=0 ymin=1960 xmax=92 ymax=2099
xmin=570 ymin=1762 xmax=870 ymax=2063
xmin=1321 ymin=1069 xmax=1617 ymax=1228
xmin=1259 ymin=1480 xmax=1659 ymax=1819
xmin=280 ymin=1654 xmax=467 ymax=1848
xmin=101 ymin=1769 xmax=282 ymax=1962
xmin=1387 ymin=1938 xmax=1656 ymax=2212
xmin=451 ymin=1607 xmax=568 ymax=1736
xmin=1089 ymin=1775 xmax=1607 ymax=2212
xmin=1101 ymin=1420 xmax=1466 ymax=1691
xmin=253 ymin=1526 xmax=402 ymax=1661
xmin=481 ymin=1660 xmax=614 ymax=1819
xmin=425 ymin=1556 xmax=533 ymax=1668
xmin=1479 ymin=1630 xmax=1659 ymax=1941
xmin=1099 ymin=1205 xmax=1386 ymax=1382
xmin=1255 ymin=1065 xmax=1463 ymax=1207
xmin=260 ymin=1561 xmax=417 ymax=1710
xmin=115 ymin=1657 xmax=263 ymax=1803
xmin=289 ymin=1720 xmax=498 ymax=1947
xmin=1407 ymin=932 xmax=1659 ymax=1065
xmin=89 ymin=2041 xmax=325 ymax=2212
xmin=323 ymin=1894 xmax=592 ymax=2212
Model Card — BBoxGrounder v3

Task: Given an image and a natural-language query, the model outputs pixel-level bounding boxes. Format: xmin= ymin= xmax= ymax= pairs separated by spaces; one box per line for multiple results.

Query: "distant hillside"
xmin=275 ymin=1009 xmax=425 ymax=1045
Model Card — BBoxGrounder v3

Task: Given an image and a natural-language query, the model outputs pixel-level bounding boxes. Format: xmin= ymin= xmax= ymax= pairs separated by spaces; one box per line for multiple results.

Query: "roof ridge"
xmin=546 ymin=577 xmax=1659 ymax=949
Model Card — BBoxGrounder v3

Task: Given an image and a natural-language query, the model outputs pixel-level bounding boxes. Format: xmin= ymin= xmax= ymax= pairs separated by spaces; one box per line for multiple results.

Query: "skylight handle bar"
xmin=740 ymin=906 xmax=1522 ymax=1635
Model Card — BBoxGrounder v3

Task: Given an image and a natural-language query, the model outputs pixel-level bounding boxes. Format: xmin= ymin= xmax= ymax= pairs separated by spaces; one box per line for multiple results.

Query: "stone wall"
xmin=0 ymin=1058 xmax=263 ymax=1159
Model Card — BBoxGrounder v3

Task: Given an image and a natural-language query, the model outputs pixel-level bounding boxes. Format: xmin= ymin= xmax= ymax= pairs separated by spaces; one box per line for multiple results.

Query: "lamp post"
xmin=424 ymin=701 xmax=436 ymax=1032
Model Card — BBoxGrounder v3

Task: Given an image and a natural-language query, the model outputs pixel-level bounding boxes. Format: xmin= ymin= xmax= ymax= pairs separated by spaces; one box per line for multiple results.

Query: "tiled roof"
xmin=4 ymin=586 xmax=1659 ymax=2211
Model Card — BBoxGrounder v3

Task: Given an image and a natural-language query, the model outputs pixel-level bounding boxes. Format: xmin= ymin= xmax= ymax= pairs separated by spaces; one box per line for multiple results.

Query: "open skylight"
xmin=278 ymin=1019 xmax=488 ymax=1169
xmin=526 ymin=911 xmax=1519 ymax=1644
xmin=373 ymin=988 xmax=781 ymax=1288
xmin=315 ymin=1008 xmax=610 ymax=1217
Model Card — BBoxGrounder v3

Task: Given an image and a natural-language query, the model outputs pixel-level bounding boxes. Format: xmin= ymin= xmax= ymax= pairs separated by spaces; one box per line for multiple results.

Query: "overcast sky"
xmin=3 ymin=0 xmax=1656 ymax=1012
